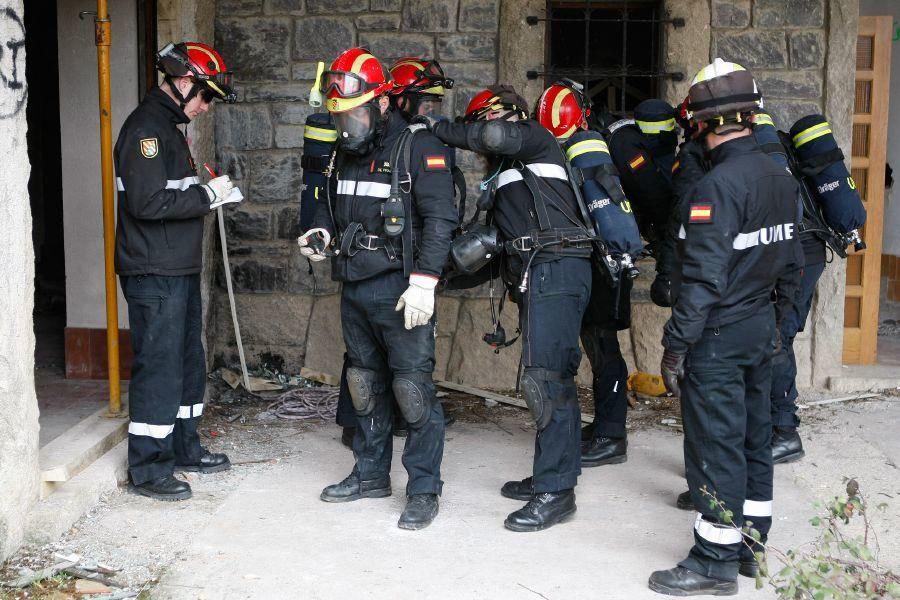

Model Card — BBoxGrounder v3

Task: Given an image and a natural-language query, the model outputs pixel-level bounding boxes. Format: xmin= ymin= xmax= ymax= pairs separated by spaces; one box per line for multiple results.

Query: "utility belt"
xmin=503 ymin=227 xmax=594 ymax=258
xmin=338 ymin=221 xmax=412 ymax=262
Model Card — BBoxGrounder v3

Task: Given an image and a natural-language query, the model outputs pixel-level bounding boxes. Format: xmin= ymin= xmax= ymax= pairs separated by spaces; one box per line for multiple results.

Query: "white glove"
xmin=297 ymin=228 xmax=331 ymax=262
xmin=210 ymin=187 xmax=244 ymax=210
xmin=203 ymin=175 xmax=234 ymax=206
xmin=395 ymin=273 xmax=438 ymax=330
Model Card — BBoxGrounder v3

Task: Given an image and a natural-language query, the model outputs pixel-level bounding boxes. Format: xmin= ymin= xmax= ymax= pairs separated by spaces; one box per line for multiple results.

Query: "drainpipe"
xmin=92 ymin=0 xmax=122 ymax=416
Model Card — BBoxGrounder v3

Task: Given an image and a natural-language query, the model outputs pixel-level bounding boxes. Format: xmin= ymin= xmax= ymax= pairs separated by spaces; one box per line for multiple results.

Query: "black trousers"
xmin=679 ymin=306 xmax=775 ymax=581
xmin=520 ymin=257 xmax=592 ymax=493
xmin=121 ymin=274 xmax=205 ymax=485
xmin=770 ymin=261 xmax=825 ymax=429
xmin=341 ymin=271 xmax=444 ymax=496
xmin=580 ymin=269 xmax=631 ymax=440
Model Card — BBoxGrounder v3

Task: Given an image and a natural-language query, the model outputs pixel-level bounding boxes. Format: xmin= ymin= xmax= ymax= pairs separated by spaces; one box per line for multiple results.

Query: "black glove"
xmin=411 ymin=114 xmax=437 ymax=130
xmin=660 ymin=349 xmax=685 ymax=397
xmin=650 ymin=274 xmax=674 ymax=307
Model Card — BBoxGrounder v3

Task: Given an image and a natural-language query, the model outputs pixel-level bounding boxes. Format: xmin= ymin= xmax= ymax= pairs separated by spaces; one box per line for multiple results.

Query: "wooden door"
xmin=843 ymin=16 xmax=891 ymax=364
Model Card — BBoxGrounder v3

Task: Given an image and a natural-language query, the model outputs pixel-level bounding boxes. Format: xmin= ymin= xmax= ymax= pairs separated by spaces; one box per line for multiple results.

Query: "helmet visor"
xmin=320 ymin=71 xmax=369 ymax=98
xmin=334 ymin=104 xmax=376 ymax=143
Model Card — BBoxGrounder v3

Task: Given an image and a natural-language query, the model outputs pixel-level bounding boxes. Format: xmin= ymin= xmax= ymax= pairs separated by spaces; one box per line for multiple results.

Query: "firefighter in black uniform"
xmin=115 ymin=42 xmax=239 ymax=501
xmin=303 ymin=48 xmax=456 ymax=530
xmin=602 ymin=101 xmax=680 ymax=308
xmin=649 ymin=59 xmax=803 ymax=596
xmin=759 ymin=111 xmax=827 ymax=464
xmin=534 ymin=81 xmax=642 ymax=468
xmin=424 ymin=85 xmax=594 ymax=532
xmin=334 ymin=56 xmax=459 ymax=446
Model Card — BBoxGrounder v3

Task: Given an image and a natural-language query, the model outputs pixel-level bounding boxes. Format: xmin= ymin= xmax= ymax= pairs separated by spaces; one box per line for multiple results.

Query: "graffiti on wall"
xmin=0 ymin=5 xmax=27 ymax=119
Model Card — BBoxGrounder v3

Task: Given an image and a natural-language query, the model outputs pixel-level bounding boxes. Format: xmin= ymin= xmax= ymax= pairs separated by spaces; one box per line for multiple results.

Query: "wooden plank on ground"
xmin=436 ymin=380 xmax=594 ymax=424
xmin=39 ymin=405 xmax=128 ymax=484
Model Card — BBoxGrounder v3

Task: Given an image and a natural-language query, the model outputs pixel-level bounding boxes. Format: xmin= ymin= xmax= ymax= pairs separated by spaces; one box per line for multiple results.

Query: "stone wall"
xmin=210 ymin=0 xmax=857 ymax=390
xmin=0 ymin=0 xmax=40 ymax=560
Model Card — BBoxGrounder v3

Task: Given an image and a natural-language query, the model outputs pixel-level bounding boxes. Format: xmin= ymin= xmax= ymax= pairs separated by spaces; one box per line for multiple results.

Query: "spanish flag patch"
xmin=628 ymin=153 xmax=646 ymax=170
xmin=689 ymin=203 xmax=713 ymax=223
xmin=424 ymin=155 xmax=448 ymax=171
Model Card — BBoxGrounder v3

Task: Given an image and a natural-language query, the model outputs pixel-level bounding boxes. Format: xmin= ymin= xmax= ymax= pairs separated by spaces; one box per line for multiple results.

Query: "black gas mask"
xmin=334 ymin=102 xmax=388 ymax=156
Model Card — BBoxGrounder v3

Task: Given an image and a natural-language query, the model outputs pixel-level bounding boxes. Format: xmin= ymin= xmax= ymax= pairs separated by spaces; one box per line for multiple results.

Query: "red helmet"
xmin=465 ymin=85 xmax=529 ymax=122
xmin=156 ymin=42 xmax=236 ymax=103
xmin=389 ymin=58 xmax=453 ymax=97
xmin=536 ymin=80 xmax=591 ymax=139
xmin=321 ymin=47 xmax=393 ymax=113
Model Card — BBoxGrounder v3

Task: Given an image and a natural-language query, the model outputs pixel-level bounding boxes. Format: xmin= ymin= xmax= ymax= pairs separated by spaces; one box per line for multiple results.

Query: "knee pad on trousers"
xmin=346 ymin=367 xmax=381 ymax=416
xmin=392 ymin=372 xmax=433 ymax=429
xmin=521 ymin=368 xmax=574 ymax=431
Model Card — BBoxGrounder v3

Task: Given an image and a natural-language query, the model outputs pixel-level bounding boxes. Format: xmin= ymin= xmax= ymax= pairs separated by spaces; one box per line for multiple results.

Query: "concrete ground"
xmin=8 ymin=393 xmax=897 ymax=600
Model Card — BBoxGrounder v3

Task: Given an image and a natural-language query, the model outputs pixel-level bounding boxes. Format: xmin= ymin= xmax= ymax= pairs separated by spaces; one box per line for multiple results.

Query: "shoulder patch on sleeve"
xmin=139 ymin=137 xmax=159 ymax=159
xmin=627 ymin=152 xmax=646 ymax=171
xmin=424 ymin=154 xmax=448 ymax=171
xmin=688 ymin=203 xmax=713 ymax=223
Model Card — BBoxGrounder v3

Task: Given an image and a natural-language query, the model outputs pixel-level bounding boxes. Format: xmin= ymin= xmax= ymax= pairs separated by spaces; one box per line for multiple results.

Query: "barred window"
xmin=529 ymin=1 xmax=683 ymax=113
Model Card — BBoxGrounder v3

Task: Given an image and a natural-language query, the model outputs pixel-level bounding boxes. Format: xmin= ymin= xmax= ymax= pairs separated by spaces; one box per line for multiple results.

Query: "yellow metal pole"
xmin=94 ymin=0 xmax=122 ymax=416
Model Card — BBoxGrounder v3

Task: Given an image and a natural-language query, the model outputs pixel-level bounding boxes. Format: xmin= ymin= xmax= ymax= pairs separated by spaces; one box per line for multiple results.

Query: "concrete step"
xmin=26 ymin=440 xmax=128 ymax=546
xmin=39 ymin=402 xmax=128 ymax=497
xmin=828 ymin=364 xmax=900 ymax=393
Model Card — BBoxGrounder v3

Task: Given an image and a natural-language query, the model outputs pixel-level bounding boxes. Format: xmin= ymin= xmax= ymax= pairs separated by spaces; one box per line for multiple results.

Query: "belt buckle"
xmin=512 ymin=236 xmax=534 ymax=252
xmin=358 ymin=235 xmax=380 ymax=251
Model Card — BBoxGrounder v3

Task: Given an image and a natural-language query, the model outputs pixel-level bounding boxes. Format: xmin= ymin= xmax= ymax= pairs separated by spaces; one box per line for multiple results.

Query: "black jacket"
xmin=312 ymin=110 xmax=457 ymax=282
xmin=663 ymin=135 xmax=803 ymax=354
xmin=604 ymin=119 xmax=675 ymax=243
xmin=114 ymin=87 xmax=210 ymax=276
xmin=434 ymin=119 xmax=587 ymax=255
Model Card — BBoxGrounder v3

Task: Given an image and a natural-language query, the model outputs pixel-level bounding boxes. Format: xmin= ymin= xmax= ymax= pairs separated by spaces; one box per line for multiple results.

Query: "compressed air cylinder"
xmin=564 ymin=130 xmax=644 ymax=258
xmin=299 ymin=113 xmax=338 ymax=231
xmin=753 ymin=112 xmax=790 ymax=170
xmin=790 ymin=114 xmax=866 ymax=233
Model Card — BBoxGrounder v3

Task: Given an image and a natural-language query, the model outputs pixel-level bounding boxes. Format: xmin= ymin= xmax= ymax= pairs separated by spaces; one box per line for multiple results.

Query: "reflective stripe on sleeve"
xmin=743 ymin=499 xmax=773 ymax=517
xmin=116 ymin=177 xmax=125 ymax=191
xmin=177 ymin=403 xmax=205 ymax=419
xmin=165 ymin=176 xmax=201 ymax=191
xmin=496 ymin=162 xmax=568 ymax=189
xmin=128 ymin=422 xmax=175 ymax=439
xmin=678 ymin=224 xmax=686 ymax=239
xmin=694 ymin=513 xmax=743 ymax=545
xmin=336 ymin=179 xmax=392 ymax=198
xmin=755 ymin=113 xmax=775 ymax=127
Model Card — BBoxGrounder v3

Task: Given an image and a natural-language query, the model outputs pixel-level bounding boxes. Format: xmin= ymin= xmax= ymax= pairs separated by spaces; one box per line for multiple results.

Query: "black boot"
xmin=500 ymin=476 xmax=534 ymax=501
xmin=676 ymin=490 xmax=695 ymax=511
xmin=504 ymin=490 xmax=576 ymax=532
xmin=772 ymin=428 xmax=804 ymax=464
xmin=648 ymin=566 xmax=738 ymax=596
xmin=341 ymin=426 xmax=355 ymax=449
xmin=175 ymin=450 xmax=231 ymax=474
xmin=738 ymin=556 xmax=759 ymax=578
xmin=130 ymin=475 xmax=192 ymax=501
xmin=581 ymin=436 xmax=628 ymax=467
xmin=398 ymin=494 xmax=439 ymax=530
xmin=320 ymin=472 xmax=391 ymax=503
xmin=581 ymin=423 xmax=595 ymax=442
